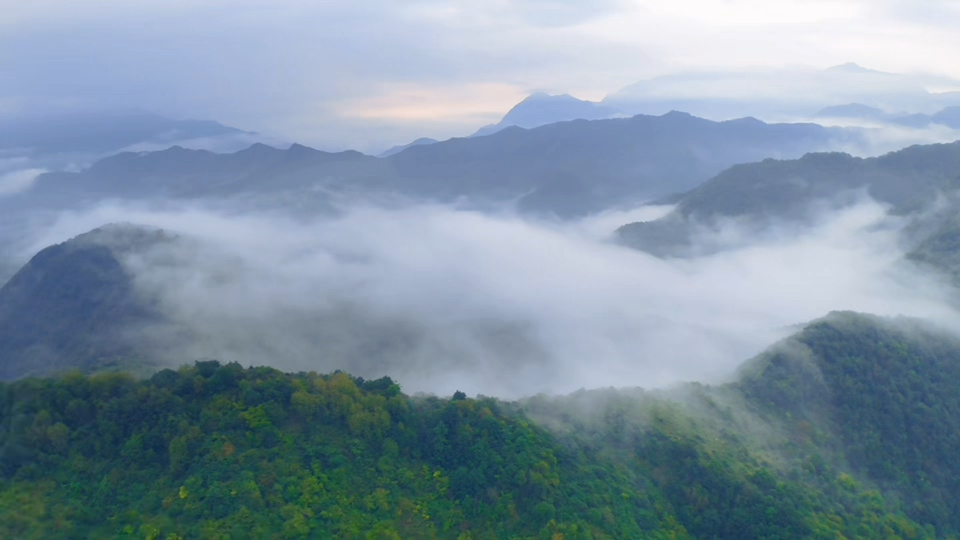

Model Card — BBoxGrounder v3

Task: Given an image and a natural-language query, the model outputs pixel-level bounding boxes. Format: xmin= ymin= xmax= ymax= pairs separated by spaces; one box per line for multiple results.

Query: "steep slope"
xmin=737 ymin=311 xmax=960 ymax=533
xmin=618 ymin=141 xmax=960 ymax=256
xmin=0 ymin=225 xmax=172 ymax=380
xmin=15 ymin=112 xmax=856 ymax=217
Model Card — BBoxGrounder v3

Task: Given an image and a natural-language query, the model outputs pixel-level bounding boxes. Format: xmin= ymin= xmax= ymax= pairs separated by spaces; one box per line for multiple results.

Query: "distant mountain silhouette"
xmin=933 ymin=107 xmax=960 ymax=129
xmin=604 ymin=64 xmax=960 ymax=121
xmin=471 ymin=93 xmax=622 ymax=137
xmin=16 ymin=112 xmax=858 ymax=217
xmin=0 ymin=111 xmax=248 ymax=156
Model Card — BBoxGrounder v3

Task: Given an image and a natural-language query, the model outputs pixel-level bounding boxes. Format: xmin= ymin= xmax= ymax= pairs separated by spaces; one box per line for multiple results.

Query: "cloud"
xmin=0 ymin=168 xmax=45 ymax=196
xmin=6 ymin=0 xmax=959 ymax=152
xmin=0 ymin=0 xmax=640 ymax=151
xmin=24 ymin=197 xmax=958 ymax=398
xmin=114 ymin=131 xmax=289 ymax=155
xmin=826 ymin=123 xmax=960 ymax=157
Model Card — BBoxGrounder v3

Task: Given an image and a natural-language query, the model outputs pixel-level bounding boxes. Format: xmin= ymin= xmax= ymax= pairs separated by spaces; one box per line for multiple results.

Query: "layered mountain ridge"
xmin=9 ymin=111 xmax=855 ymax=218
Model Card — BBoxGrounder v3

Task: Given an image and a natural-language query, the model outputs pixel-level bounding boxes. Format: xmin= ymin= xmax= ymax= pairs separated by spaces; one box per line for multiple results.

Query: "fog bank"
xmin=24 ymin=199 xmax=959 ymax=397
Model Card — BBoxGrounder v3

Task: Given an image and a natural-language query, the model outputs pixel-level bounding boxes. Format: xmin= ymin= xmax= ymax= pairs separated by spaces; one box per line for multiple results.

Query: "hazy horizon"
xmin=4 ymin=1 xmax=960 ymax=152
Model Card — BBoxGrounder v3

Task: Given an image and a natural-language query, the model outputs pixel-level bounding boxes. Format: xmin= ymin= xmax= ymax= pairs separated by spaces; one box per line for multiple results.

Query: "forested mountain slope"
xmin=4 ymin=311 xmax=960 ymax=538
xmin=737 ymin=311 xmax=960 ymax=534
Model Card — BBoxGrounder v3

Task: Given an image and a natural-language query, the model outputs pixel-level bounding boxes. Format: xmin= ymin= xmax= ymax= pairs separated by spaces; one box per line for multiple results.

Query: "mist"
xmin=0 ymin=168 xmax=45 ymax=197
xmin=16 ymin=195 xmax=956 ymax=399
xmin=804 ymin=118 xmax=960 ymax=157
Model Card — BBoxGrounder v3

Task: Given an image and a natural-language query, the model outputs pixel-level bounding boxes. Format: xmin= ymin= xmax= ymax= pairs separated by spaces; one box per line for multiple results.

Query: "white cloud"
xmin=0 ymin=168 xmax=45 ymax=196
xmin=2 ymin=0 xmax=960 ymax=151
xmin=26 ymin=198 xmax=958 ymax=398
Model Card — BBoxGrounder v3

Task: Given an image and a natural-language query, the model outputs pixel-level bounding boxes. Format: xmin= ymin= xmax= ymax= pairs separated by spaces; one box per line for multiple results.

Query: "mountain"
xmin=932 ymin=106 xmax=960 ymax=129
xmin=470 ymin=92 xmax=622 ymax=137
xmin=604 ymin=63 xmax=960 ymax=121
xmin=376 ymin=137 xmax=438 ymax=158
xmin=0 ymin=224 xmax=172 ymax=380
xmin=14 ymin=143 xmax=371 ymax=213
xmin=13 ymin=112 xmax=857 ymax=217
xmin=0 ymin=111 xmax=249 ymax=157
xmin=618 ymin=141 xmax=960 ymax=256
xmin=737 ymin=311 xmax=960 ymax=533
xmin=2 ymin=312 xmax=957 ymax=537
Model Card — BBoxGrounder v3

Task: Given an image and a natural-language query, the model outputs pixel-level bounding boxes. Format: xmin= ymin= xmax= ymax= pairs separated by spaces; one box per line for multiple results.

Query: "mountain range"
xmin=0 ymin=111 xmax=249 ymax=156
xmin=604 ymin=63 xmax=960 ymax=121
xmin=8 ymin=111 xmax=854 ymax=218
xmin=446 ymin=65 xmax=960 ymax=142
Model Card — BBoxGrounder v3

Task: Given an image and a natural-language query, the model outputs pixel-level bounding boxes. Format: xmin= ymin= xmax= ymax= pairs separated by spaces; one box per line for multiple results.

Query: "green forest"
xmin=3 ymin=311 xmax=958 ymax=540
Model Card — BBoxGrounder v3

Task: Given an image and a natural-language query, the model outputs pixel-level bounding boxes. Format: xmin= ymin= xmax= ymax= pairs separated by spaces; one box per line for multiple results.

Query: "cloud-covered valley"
xmin=18 ymin=197 xmax=958 ymax=397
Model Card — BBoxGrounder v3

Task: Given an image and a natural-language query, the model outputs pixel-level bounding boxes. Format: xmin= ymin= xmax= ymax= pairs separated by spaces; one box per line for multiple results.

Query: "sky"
xmin=2 ymin=0 xmax=960 ymax=151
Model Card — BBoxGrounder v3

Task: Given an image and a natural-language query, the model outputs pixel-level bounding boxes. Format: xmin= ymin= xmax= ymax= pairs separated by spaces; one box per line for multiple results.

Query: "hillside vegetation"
xmin=5 ymin=310 xmax=959 ymax=539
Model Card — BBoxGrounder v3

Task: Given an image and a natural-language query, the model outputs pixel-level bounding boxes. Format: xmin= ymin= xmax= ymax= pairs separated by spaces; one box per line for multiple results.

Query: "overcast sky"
xmin=2 ymin=0 xmax=960 ymax=151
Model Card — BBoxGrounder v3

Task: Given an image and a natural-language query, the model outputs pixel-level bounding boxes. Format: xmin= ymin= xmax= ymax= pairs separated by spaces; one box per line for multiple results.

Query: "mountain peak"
xmin=826 ymin=62 xmax=882 ymax=74
xmin=286 ymin=143 xmax=322 ymax=158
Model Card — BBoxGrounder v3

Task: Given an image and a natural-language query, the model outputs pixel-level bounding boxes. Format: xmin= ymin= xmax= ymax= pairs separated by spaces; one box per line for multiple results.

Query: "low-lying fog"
xmin=15 ymin=197 xmax=958 ymax=398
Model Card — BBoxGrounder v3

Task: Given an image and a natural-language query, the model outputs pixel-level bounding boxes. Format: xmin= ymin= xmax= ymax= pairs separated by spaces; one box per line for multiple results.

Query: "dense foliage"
xmin=0 ymin=362 xmax=687 ymax=539
xmin=740 ymin=311 xmax=960 ymax=536
xmin=524 ymin=388 xmax=928 ymax=540
xmin=0 ymin=348 xmax=941 ymax=539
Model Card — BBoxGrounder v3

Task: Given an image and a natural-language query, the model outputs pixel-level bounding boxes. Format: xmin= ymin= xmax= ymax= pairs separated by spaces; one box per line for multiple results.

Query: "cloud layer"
xmin=23 ymin=198 xmax=958 ymax=398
